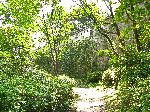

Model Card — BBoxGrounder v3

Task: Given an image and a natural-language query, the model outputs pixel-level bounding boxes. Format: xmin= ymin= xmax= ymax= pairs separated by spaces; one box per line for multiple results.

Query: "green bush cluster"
xmin=105 ymin=48 xmax=150 ymax=112
xmin=110 ymin=48 xmax=150 ymax=87
xmin=86 ymin=71 xmax=102 ymax=83
xmin=106 ymin=78 xmax=150 ymax=112
xmin=0 ymin=69 xmax=76 ymax=112
xmin=60 ymin=39 xmax=101 ymax=77
xmin=102 ymin=68 xmax=118 ymax=87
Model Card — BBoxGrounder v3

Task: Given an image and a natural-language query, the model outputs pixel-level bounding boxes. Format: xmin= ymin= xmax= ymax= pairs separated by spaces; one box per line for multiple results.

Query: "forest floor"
xmin=72 ymin=87 xmax=115 ymax=112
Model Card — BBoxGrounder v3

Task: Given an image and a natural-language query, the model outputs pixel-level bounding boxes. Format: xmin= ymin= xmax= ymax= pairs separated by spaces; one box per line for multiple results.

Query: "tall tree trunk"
xmin=130 ymin=4 xmax=141 ymax=52
xmin=109 ymin=3 xmax=125 ymax=47
xmin=43 ymin=20 xmax=56 ymax=74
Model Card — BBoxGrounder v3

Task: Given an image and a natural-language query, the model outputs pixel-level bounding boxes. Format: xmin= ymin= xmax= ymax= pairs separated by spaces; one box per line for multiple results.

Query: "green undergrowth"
xmin=104 ymin=49 xmax=150 ymax=112
xmin=75 ymin=78 xmax=102 ymax=88
xmin=0 ymin=69 xmax=76 ymax=112
xmin=105 ymin=77 xmax=150 ymax=112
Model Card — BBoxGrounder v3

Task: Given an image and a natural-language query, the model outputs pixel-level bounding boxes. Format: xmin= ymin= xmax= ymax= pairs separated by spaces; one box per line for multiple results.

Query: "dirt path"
xmin=72 ymin=87 xmax=114 ymax=112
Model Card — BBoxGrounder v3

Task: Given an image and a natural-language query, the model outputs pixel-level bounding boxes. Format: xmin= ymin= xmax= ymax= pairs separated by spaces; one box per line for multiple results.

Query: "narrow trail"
xmin=72 ymin=87 xmax=114 ymax=112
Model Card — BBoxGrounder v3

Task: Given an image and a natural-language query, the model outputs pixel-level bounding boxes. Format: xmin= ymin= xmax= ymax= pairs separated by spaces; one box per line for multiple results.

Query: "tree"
xmin=113 ymin=0 xmax=149 ymax=51
xmin=34 ymin=2 xmax=74 ymax=75
xmin=0 ymin=0 xmax=41 ymax=75
xmin=0 ymin=1 xmax=76 ymax=111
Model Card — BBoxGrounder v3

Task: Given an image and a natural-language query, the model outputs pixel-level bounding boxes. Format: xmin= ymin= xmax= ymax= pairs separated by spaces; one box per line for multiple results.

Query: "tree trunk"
xmin=130 ymin=4 xmax=141 ymax=51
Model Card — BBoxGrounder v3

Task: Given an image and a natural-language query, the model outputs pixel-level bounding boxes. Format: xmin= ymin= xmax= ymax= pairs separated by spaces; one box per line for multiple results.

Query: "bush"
xmin=60 ymin=39 xmax=100 ymax=77
xmin=105 ymin=78 xmax=150 ymax=112
xmin=0 ymin=69 xmax=76 ymax=112
xmin=110 ymin=48 xmax=150 ymax=87
xmin=102 ymin=68 xmax=118 ymax=87
xmin=86 ymin=71 xmax=102 ymax=83
xmin=105 ymin=47 xmax=150 ymax=111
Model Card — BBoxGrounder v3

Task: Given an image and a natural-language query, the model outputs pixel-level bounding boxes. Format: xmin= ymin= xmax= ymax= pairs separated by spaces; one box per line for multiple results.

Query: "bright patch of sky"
xmin=59 ymin=0 xmax=120 ymax=14
xmin=0 ymin=20 xmax=2 ymax=27
xmin=0 ymin=0 xmax=6 ymax=3
xmin=31 ymin=32 xmax=46 ymax=49
xmin=39 ymin=0 xmax=120 ymax=17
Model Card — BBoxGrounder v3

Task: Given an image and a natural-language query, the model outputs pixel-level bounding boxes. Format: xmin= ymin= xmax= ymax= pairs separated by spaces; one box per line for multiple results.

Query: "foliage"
xmin=102 ymin=68 xmax=118 ymax=87
xmin=60 ymin=39 xmax=100 ymax=77
xmin=34 ymin=47 xmax=52 ymax=73
xmin=105 ymin=78 xmax=150 ymax=112
xmin=36 ymin=4 xmax=74 ymax=75
xmin=0 ymin=27 xmax=32 ymax=76
xmin=105 ymin=47 xmax=150 ymax=111
xmin=86 ymin=71 xmax=102 ymax=83
xmin=0 ymin=0 xmax=150 ymax=111
xmin=35 ymin=1 xmax=109 ymax=75
xmin=110 ymin=47 xmax=150 ymax=87
xmin=0 ymin=69 xmax=76 ymax=112
xmin=114 ymin=0 xmax=150 ymax=52
xmin=5 ymin=0 xmax=40 ymax=27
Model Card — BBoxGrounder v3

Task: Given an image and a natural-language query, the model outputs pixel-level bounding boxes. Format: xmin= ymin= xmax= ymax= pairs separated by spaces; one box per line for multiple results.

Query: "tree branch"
xmin=77 ymin=0 xmax=118 ymax=55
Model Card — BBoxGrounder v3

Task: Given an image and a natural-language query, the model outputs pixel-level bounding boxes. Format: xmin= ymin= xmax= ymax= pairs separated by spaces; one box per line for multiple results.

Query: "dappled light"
xmin=0 ymin=0 xmax=149 ymax=112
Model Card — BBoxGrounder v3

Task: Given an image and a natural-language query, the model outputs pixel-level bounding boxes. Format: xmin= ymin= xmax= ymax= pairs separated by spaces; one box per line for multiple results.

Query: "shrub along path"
xmin=72 ymin=87 xmax=114 ymax=112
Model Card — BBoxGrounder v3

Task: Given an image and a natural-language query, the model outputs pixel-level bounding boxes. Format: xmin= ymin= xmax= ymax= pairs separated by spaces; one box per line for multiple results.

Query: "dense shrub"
xmin=86 ymin=71 xmax=102 ymax=83
xmin=109 ymin=47 xmax=150 ymax=87
xmin=102 ymin=68 xmax=118 ymax=87
xmin=60 ymin=39 xmax=100 ymax=77
xmin=0 ymin=69 xmax=76 ymax=112
xmin=105 ymin=47 xmax=150 ymax=111
xmin=105 ymin=78 xmax=150 ymax=112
